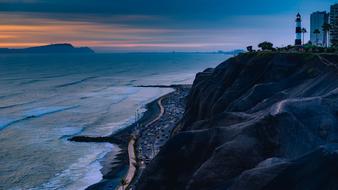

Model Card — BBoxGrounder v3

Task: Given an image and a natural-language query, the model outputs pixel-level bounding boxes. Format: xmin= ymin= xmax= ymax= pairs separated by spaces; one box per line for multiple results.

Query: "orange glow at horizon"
xmin=0 ymin=43 xmax=46 ymax=47
xmin=0 ymin=13 xmax=231 ymax=51
xmin=0 ymin=13 xmax=182 ymax=50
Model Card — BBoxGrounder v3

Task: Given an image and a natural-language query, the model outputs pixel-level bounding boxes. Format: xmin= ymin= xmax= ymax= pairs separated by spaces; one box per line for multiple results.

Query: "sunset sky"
xmin=0 ymin=0 xmax=336 ymax=52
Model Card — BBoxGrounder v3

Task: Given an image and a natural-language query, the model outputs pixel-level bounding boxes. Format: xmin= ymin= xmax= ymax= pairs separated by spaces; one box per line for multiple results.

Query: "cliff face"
xmin=136 ymin=53 xmax=338 ymax=190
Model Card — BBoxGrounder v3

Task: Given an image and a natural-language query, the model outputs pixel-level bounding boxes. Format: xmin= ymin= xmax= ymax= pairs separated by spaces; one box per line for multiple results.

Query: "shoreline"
xmin=129 ymin=85 xmax=190 ymax=188
xmin=69 ymin=84 xmax=190 ymax=190
xmin=117 ymin=136 xmax=136 ymax=190
xmin=121 ymin=96 xmax=166 ymax=189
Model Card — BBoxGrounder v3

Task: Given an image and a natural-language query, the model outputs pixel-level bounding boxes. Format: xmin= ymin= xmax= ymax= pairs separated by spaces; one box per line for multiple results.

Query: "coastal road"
xmin=117 ymin=97 xmax=165 ymax=190
xmin=118 ymin=137 xmax=136 ymax=190
xmin=145 ymin=98 xmax=165 ymax=128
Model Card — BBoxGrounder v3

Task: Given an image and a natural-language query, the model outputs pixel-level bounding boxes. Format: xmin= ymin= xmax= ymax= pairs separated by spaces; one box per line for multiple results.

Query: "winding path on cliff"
xmin=117 ymin=97 xmax=165 ymax=190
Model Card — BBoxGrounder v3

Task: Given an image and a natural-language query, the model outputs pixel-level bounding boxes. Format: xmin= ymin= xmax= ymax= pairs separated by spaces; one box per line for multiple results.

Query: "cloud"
xmin=0 ymin=0 xmax=38 ymax=2
xmin=0 ymin=0 xmax=337 ymax=51
xmin=0 ymin=11 xmax=305 ymax=51
xmin=0 ymin=0 xmax=300 ymax=15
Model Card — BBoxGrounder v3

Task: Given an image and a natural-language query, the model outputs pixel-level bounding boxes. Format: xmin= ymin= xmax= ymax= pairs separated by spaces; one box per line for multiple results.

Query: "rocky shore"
xmin=136 ymin=52 xmax=338 ymax=190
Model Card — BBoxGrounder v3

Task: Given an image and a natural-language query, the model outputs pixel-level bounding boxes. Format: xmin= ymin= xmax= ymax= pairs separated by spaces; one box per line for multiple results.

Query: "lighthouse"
xmin=295 ymin=13 xmax=302 ymax=46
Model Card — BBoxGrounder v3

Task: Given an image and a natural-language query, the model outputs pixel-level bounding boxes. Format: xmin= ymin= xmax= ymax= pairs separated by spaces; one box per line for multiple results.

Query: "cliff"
xmin=0 ymin=43 xmax=94 ymax=54
xmin=136 ymin=52 xmax=338 ymax=190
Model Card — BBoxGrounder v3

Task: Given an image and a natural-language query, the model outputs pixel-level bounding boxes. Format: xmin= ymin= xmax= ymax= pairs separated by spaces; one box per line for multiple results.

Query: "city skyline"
xmin=0 ymin=0 xmax=337 ymax=52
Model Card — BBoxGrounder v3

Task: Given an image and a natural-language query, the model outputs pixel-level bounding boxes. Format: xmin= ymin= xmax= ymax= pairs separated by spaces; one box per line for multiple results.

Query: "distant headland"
xmin=0 ymin=43 xmax=95 ymax=54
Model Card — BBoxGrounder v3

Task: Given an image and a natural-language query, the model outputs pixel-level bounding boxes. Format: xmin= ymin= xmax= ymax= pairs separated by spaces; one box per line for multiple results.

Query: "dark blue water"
xmin=0 ymin=53 xmax=230 ymax=189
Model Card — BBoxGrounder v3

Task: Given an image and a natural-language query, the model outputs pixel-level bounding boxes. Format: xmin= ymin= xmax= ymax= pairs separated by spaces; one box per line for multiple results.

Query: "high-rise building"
xmin=310 ymin=11 xmax=329 ymax=46
xmin=295 ymin=13 xmax=302 ymax=46
xmin=330 ymin=4 xmax=338 ymax=47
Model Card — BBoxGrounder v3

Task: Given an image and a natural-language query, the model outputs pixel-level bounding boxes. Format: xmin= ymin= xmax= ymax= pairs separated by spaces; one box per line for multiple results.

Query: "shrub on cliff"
xmin=246 ymin=46 xmax=253 ymax=52
xmin=258 ymin=41 xmax=274 ymax=51
xmin=331 ymin=39 xmax=338 ymax=48
xmin=326 ymin=47 xmax=336 ymax=53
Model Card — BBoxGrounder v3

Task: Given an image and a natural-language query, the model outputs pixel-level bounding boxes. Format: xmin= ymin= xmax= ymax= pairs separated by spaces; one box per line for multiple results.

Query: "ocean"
xmin=0 ymin=53 xmax=230 ymax=190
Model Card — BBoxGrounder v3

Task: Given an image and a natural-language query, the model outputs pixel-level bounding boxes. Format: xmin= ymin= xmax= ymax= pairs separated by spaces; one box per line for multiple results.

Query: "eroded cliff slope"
xmin=137 ymin=53 xmax=338 ymax=190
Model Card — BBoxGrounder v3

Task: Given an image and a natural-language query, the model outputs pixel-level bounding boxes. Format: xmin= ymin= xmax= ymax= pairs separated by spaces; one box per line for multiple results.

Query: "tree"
xmin=313 ymin=29 xmax=321 ymax=46
xmin=301 ymin=28 xmax=307 ymax=45
xmin=246 ymin=46 xmax=253 ymax=52
xmin=322 ymin=23 xmax=332 ymax=47
xmin=258 ymin=41 xmax=273 ymax=51
xmin=332 ymin=39 xmax=338 ymax=48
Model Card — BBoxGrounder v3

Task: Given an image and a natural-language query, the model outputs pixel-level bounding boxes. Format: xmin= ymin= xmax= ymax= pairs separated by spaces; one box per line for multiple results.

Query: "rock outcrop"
xmin=136 ymin=53 xmax=338 ymax=190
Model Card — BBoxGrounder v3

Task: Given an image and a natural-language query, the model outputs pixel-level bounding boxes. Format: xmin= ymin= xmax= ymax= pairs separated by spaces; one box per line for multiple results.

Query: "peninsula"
xmin=0 ymin=43 xmax=94 ymax=54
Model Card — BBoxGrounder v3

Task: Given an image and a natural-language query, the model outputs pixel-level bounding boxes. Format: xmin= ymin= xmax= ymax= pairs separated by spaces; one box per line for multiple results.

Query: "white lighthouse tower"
xmin=295 ymin=13 xmax=302 ymax=46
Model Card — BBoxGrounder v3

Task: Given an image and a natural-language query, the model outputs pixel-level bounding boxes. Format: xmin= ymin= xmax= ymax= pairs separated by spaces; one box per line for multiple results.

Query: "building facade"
xmin=310 ymin=11 xmax=329 ymax=46
xmin=330 ymin=4 xmax=338 ymax=47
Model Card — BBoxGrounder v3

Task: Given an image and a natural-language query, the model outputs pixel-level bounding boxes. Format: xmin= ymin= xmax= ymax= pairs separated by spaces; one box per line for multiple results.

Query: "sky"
xmin=0 ymin=0 xmax=337 ymax=52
